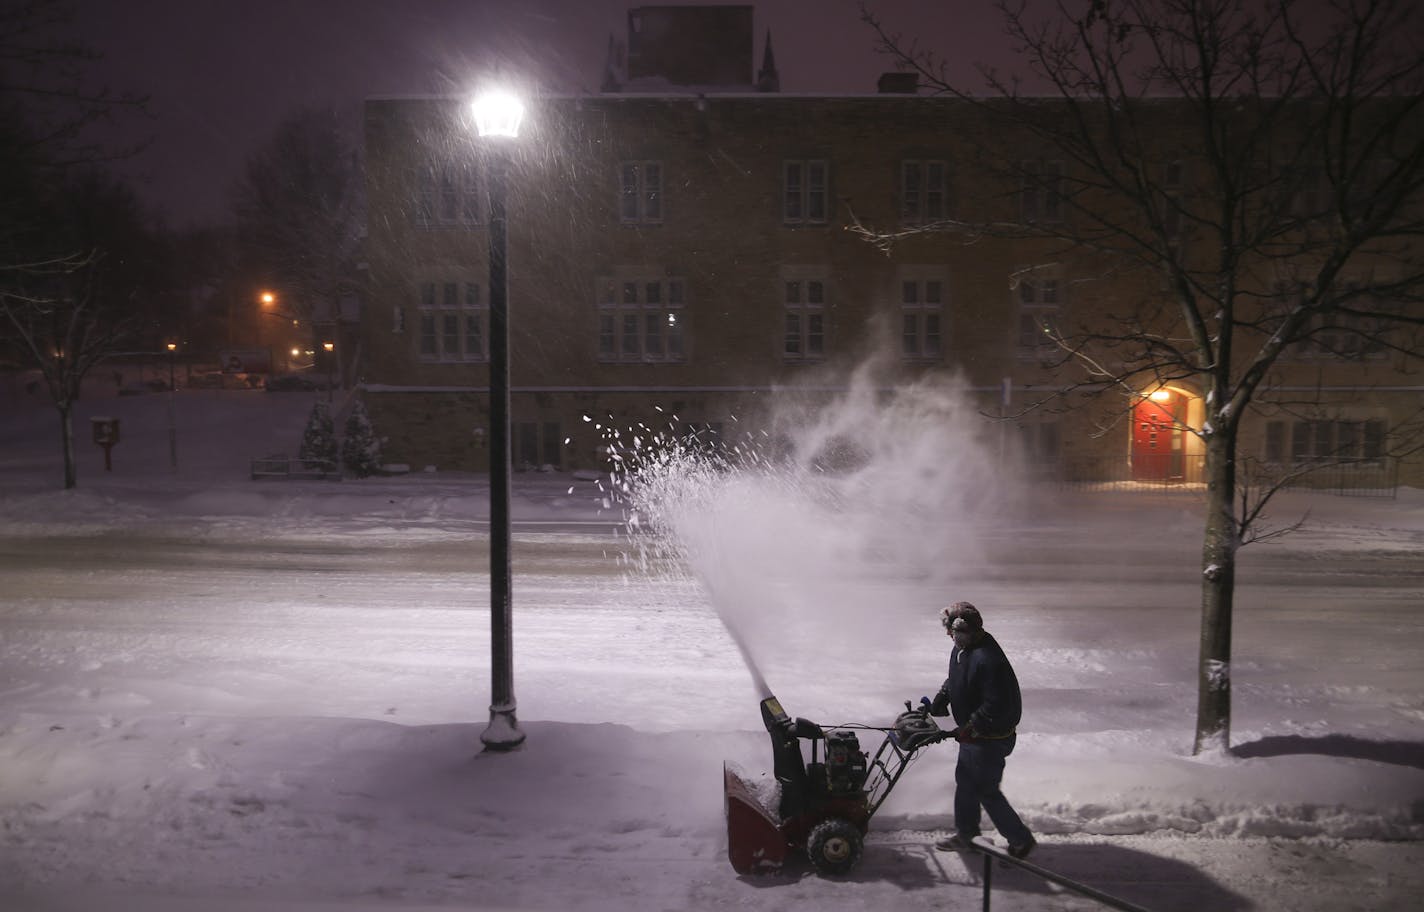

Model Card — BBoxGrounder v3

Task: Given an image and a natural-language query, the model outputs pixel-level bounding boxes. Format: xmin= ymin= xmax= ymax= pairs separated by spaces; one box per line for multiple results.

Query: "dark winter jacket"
xmin=929 ymin=631 xmax=1022 ymax=737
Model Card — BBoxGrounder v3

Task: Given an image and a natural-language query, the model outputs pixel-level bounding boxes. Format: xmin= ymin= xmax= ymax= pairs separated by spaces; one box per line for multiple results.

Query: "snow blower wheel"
xmin=724 ymin=695 xmax=953 ymax=877
xmin=807 ymin=818 xmax=863 ymax=876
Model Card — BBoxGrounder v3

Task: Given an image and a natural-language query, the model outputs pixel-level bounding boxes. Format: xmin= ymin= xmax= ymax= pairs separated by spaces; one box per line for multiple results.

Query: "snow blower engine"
xmin=723 ymin=694 xmax=953 ymax=876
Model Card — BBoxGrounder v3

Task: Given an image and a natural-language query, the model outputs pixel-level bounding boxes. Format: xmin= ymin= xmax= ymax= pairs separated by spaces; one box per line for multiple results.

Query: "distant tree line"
xmin=0 ymin=0 xmax=162 ymax=487
xmin=0 ymin=0 xmax=364 ymax=490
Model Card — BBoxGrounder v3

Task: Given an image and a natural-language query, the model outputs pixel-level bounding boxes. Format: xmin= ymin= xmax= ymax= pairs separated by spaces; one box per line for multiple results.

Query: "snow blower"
xmin=724 ymin=694 xmax=953 ymax=876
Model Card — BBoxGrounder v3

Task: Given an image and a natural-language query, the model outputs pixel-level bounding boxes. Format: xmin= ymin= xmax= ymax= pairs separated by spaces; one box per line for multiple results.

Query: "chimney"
xmin=877 ymin=72 xmax=919 ymax=94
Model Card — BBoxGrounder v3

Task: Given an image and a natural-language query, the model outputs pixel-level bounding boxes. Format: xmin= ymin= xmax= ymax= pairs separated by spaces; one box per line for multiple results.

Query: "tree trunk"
xmin=59 ymin=403 xmax=77 ymax=490
xmin=1195 ymin=428 xmax=1238 ymax=753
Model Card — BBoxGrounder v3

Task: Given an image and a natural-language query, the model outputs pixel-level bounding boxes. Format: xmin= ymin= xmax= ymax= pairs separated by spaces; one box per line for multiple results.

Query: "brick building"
xmin=356 ymin=11 xmax=1420 ymax=488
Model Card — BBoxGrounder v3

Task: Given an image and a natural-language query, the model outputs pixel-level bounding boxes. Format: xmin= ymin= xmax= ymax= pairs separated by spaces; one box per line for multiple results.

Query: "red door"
xmin=1132 ymin=397 xmax=1184 ymax=481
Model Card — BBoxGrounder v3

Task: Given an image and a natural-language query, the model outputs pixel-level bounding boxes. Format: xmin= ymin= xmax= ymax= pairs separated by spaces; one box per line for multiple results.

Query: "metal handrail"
xmin=971 ymin=837 xmax=1152 ymax=912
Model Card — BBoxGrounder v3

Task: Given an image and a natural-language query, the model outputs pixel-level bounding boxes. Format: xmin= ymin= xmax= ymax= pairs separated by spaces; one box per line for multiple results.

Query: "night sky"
xmin=63 ymin=0 xmax=1005 ymax=228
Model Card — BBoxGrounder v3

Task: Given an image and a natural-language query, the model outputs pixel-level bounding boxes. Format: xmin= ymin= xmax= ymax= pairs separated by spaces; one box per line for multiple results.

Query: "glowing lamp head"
xmin=166 ymin=342 xmax=177 ymax=353
xmin=1149 ymin=389 xmax=1172 ymax=402
xmin=323 ymin=341 xmax=335 ymax=353
xmin=471 ymin=90 xmax=524 ymax=139
xmin=260 ymin=292 xmax=275 ymax=305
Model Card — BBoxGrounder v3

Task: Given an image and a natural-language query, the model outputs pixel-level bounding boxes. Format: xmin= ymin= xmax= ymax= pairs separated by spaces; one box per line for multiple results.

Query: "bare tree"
xmin=230 ymin=105 xmax=364 ymax=339
xmin=1 ymin=0 xmax=155 ymax=489
xmin=2 ymin=170 xmax=161 ymax=487
xmin=860 ymin=0 xmax=1424 ymax=752
xmin=0 ymin=0 xmax=148 ymax=168
xmin=1 ymin=0 xmax=146 ymax=276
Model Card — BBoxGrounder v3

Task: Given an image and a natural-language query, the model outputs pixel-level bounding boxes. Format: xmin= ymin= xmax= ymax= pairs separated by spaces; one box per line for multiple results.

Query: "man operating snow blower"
xmin=927 ymin=601 xmax=1037 ymax=860
xmin=722 ymin=604 xmax=1036 ymax=876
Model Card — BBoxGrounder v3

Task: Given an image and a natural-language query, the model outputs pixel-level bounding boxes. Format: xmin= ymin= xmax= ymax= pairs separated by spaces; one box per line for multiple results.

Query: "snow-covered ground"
xmin=0 ymin=379 xmax=1421 ymax=911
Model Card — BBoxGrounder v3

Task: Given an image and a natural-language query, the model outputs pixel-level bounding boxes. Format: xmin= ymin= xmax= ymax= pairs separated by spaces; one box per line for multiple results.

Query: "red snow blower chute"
xmin=723 ymin=694 xmax=953 ymax=876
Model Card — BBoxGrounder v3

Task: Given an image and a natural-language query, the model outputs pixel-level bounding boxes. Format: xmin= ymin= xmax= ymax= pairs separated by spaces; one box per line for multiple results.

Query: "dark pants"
xmin=954 ymin=734 xmax=1032 ymax=846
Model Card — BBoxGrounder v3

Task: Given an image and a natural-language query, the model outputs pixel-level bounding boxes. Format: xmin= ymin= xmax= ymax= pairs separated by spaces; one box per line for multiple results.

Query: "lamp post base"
xmin=480 ymin=704 xmax=526 ymax=752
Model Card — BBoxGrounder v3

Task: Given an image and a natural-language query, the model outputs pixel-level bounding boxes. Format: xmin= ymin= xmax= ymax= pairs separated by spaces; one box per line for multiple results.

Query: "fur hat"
xmin=940 ymin=601 xmax=983 ymax=632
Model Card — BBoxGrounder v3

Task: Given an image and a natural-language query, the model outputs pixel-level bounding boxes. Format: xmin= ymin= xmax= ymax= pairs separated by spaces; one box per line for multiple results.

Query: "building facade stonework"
xmin=358 ymin=92 xmax=1420 ymax=488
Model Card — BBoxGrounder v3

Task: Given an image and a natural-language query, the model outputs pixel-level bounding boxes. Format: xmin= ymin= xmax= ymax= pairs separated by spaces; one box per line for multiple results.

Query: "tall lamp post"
xmin=322 ymin=341 xmax=335 ymax=402
xmin=166 ymin=341 xmax=178 ymax=471
xmin=472 ymin=88 xmax=525 ymax=751
xmin=260 ymin=291 xmax=306 ymax=374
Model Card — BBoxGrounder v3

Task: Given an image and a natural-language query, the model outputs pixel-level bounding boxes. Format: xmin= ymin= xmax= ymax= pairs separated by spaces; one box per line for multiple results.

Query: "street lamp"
xmin=166 ymin=341 xmax=178 ymax=471
xmin=260 ymin=291 xmax=304 ymax=372
xmin=322 ymin=340 xmax=335 ymax=402
xmin=261 ymin=291 xmax=299 ymax=328
xmin=472 ymin=87 xmax=525 ymax=751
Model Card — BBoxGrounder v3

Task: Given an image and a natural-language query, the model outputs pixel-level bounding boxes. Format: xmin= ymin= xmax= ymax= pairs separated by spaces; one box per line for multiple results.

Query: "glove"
xmin=955 ymin=724 xmax=978 ymax=743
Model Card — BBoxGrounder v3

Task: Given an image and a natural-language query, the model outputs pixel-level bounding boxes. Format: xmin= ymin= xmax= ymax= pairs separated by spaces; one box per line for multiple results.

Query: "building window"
xmin=1016 ymin=267 xmax=1063 ymax=351
xmin=1305 ymin=310 xmax=1386 ymax=359
xmin=416 ymin=279 xmax=485 ymax=361
xmin=415 ymin=159 xmax=480 ymax=226
xmin=1266 ymin=418 xmax=1386 ymax=466
xmin=619 ymin=161 xmax=662 ymax=224
xmin=1274 ymin=279 xmax=1389 ymax=360
xmin=901 ymin=160 xmax=948 ymax=223
xmin=1020 ymin=159 xmax=1064 ymax=222
xmin=782 ymin=271 xmax=826 ymax=360
xmin=596 ymin=275 xmax=687 ymax=362
xmin=516 ymin=421 xmax=564 ymax=470
xmin=784 ymin=159 xmax=828 ymax=224
xmin=1019 ymin=420 xmax=1062 ymax=472
xmin=1310 ymin=280 xmax=1390 ymax=359
xmin=899 ymin=271 xmax=945 ymax=360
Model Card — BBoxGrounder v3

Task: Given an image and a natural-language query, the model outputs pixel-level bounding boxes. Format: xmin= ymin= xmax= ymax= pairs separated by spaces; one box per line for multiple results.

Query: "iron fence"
xmin=1272 ymin=457 xmax=1401 ymax=498
xmin=970 ymin=837 xmax=1152 ymax=912
xmin=1025 ymin=455 xmax=1398 ymax=498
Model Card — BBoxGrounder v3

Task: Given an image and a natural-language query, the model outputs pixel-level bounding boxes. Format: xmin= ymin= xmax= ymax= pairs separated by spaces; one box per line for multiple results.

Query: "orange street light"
xmin=165 ymin=341 xmax=179 ymax=471
xmin=322 ymin=341 xmax=335 ymax=401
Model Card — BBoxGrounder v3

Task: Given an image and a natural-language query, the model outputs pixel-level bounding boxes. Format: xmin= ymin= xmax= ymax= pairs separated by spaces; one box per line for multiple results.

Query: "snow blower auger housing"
xmin=724 ymin=694 xmax=953 ymax=876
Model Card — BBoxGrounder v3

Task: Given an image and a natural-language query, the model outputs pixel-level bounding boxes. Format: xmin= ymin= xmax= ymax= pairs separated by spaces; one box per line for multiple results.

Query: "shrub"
xmin=299 ymin=402 xmax=338 ymax=471
xmin=340 ymin=400 xmax=383 ymax=478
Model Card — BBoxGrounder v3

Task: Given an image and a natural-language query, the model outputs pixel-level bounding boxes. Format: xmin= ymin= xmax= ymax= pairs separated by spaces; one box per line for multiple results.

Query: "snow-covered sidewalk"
xmin=1 ymin=386 xmax=1421 ymax=911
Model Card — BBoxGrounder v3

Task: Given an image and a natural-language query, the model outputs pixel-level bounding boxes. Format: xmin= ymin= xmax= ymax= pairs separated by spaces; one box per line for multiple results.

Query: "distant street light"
xmin=260 ymin=291 xmax=307 ymax=372
xmin=260 ymin=291 xmax=299 ymax=325
xmin=322 ymin=340 xmax=335 ymax=402
xmin=166 ymin=341 xmax=178 ymax=472
xmin=472 ymin=87 xmax=525 ymax=752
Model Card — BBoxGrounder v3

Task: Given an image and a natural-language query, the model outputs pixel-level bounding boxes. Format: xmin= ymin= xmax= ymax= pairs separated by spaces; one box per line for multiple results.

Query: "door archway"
xmin=1131 ymin=387 xmax=1200 ymax=482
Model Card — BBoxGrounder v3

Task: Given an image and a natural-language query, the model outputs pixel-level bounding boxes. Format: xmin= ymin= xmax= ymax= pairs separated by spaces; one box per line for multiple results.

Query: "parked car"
xmin=266 ymin=373 xmax=318 ymax=392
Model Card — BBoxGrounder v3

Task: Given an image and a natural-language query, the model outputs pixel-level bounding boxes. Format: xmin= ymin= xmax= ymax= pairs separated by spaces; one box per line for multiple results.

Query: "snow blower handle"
xmin=892 ymin=700 xmax=955 ymax=749
xmin=917 ymin=698 xmax=962 ymax=741
xmin=917 ymin=696 xmax=960 ymax=741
